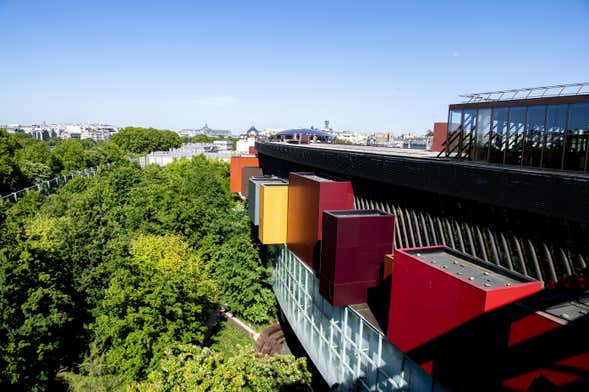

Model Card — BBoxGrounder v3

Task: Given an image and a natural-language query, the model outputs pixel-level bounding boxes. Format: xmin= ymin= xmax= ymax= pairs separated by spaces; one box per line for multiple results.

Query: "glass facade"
xmin=446 ymin=101 xmax=589 ymax=172
xmin=272 ymin=245 xmax=446 ymax=391
xmin=506 ymin=106 xmax=526 ymax=165
xmin=565 ymin=103 xmax=589 ymax=171
xmin=525 ymin=105 xmax=546 ymax=167
xmin=490 ymin=108 xmax=508 ymax=162
xmin=474 ymin=109 xmax=491 ymax=161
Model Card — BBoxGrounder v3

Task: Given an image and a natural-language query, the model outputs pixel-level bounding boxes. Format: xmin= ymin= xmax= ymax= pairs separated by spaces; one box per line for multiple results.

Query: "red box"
xmin=502 ymin=291 xmax=589 ymax=391
xmin=432 ymin=122 xmax=448 ymax=153
xmin=241 ymin=166 xmax=263 ymax=197
xmin=319 ymin=210 xmax=394 ymax=306
xmin=286 ymin=172 xmax=354 ymax=270
xmin=230 ymin=156 xmax=259 ymax=193
xmin=249 ymin=146 xmax=258 ymax=155
xmin=387 ymin=246 xmax=543 ymax=354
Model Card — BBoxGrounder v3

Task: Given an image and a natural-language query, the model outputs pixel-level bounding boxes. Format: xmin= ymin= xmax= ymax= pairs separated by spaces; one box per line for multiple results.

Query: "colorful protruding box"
xmin=387 ymin=246 xmax=543 ymax=354
xmin=241 ymin=166 xmax=263 ymax=197
xmin=319 ymin=210 xmax=394 ymax=306
xmin=230 ymin=155 xmax=259 ymax=193
xmin=286 ymin=172 xmax=354 ymax=270
xmin=259 ymin=182 xmax=289 ymax=244
xmin=502 ymin=291 xmax=589 ymax=391
xmin=383 ymin=254 xmax=394 ymax=280
xmin=248 ymin=176 xmax=287 ymax=226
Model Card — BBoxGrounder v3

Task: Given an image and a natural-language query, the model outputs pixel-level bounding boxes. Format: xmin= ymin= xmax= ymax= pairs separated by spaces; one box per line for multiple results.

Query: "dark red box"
xmin=286 ymin=172 xmax=354 ymax=270
xmin=387 ymin=246 xmax=543 ymax=354
xmin=319 ymin=210 xmax=394 ymax=306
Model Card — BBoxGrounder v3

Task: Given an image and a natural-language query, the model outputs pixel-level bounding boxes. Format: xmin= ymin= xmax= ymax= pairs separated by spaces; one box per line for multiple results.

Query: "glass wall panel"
xmin=448 ymin=110 xmax=462 ymax=132
xmin=447 ymin=110 xmax=462 ymax=154
xmin=523 ymin=105 xmax=546 ymax=167
xmin=473 ymin=108 xmax=491 ymax=160
xmin=490 ymin=108 xmax=508 ymax=163
xmin=564 ymin=103 xmax=589 ymax=171
xmin=463 ymin=109 xmax=477 ymax=158
xmin=506 ymin=106 xmax=526 ymax=165
xmin=544 ymin=104 xmax=567 ymax=169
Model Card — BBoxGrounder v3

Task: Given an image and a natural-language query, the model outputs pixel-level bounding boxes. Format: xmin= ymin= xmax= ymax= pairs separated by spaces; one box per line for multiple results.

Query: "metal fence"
xmin=1 ymin=163 xmax=112 ymax=203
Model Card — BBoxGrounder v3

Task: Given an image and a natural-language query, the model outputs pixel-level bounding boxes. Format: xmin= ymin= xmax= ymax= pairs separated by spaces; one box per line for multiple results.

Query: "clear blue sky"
xmin=1 ymin=0 xmax=587 ymax=134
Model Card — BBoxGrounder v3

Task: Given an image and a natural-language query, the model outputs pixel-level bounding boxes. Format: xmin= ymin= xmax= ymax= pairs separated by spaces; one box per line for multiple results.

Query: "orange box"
xmin=383 ymin=254 xmax=394 ymax=279
xmin=286 ymin=172 xmax=354 ymax=270
xmin=230 ymin=156 xmax=259 ymax=193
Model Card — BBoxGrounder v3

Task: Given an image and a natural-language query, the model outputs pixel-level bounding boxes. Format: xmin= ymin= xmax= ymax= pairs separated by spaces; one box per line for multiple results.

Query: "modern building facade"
xmin=252 ymin=132 xmax=589 ymax=390
xmin=443 ymin=83 xmax=589 ymax=172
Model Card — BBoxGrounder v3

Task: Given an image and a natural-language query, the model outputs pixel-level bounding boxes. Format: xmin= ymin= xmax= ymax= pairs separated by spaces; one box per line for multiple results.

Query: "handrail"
xmin=460 ymin=82 xmax=589 ymax=103
xmin=1 ymin=163 xmax=113 ymax=203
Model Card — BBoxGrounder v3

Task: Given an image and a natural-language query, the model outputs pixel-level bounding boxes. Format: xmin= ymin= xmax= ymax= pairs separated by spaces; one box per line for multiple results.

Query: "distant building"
xmin=213 ymin=140 xmax=233 ymax=151
xmin=335 ymin=131 xmax=368 ymax=145
xmin=179 ymin=124 xmax=232 ymax=138
xmin=368 ymin=132 xmax=394 ymax=146
xmin=273 ymin=128 xmax=334 ymax=144
xmin=6 ymin=122 xmax=118 ymax=141
xmin=236 ymin=126 xmax=259 ymax=153
xmin=140 ymin=143 xmax=231 ymax=166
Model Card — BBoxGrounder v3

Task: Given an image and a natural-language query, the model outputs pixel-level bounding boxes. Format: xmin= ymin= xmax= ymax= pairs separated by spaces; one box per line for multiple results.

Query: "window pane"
xmin=544 ymin=104 xmax=567 ymax=169
xmin=447 ymin=110 xmax=463 ymax=154
xmin=569 ymin=103 xmax=589 ymax=131
xmin=473 ymin=108 xmax=491 ymax=160
xmin=490 ymin=108 xmax=508 ymax=163
xmin=524 ymin=105 xmax=546 ymax=167
xmin=463 ymin=109 xmax=477 ymax=158
xmin=506 ymin=106 xmax=526 ymax=165
xmin=449 ymin=110 xmax=462 ymax=132
xmin=564 ymin=103 xmax=589 ymax=171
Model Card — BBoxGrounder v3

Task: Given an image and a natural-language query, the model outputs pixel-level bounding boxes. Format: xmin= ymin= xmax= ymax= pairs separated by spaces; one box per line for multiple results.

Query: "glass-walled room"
xmin=446 ymin=102 xmax=589 ymax=172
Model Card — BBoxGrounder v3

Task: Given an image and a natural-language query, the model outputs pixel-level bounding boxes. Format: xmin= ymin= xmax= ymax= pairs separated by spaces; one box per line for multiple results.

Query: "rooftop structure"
xmin=459 ymin=82 xmax=589 ymax=103
xmin=441 ymin=83 xmax=589 ymax=173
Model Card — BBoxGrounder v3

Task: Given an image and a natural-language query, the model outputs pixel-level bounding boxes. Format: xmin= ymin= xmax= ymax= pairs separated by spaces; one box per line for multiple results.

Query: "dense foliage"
xmin=111 ymin=127 xmax=182 ymax=154
xmin=128 ymin=345 xmax=311 ymax=392
xmin=0 ymin=129 xmax=125 ymax=194
xmin=0 ymin=153 xmax=303 ymax=391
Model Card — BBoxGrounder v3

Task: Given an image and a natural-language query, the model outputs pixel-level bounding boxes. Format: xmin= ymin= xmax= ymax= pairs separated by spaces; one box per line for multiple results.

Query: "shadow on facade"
xmin=407 ymin=289 xmax=589 ymax=391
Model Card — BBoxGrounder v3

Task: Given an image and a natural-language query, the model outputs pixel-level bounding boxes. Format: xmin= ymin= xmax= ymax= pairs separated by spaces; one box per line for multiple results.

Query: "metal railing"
xmin=1 ymin=163 xmax=112 ymax=203
xmin=460 ymin=82 xmax=589 ymax=103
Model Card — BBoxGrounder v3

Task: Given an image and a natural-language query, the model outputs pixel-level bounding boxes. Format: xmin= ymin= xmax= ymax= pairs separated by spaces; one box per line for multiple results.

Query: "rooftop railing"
xmin=460 ymin=82 xmax=589 ymax=103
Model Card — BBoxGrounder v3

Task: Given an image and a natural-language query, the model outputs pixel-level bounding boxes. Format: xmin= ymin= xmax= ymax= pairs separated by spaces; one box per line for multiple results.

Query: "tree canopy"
xmin=111 ymin=127 xmax=182 ymax=154
xmin=0 ymin=129 xmax=125 ymax=195
xmin=0 ymin=150 xmax=306 ymax=391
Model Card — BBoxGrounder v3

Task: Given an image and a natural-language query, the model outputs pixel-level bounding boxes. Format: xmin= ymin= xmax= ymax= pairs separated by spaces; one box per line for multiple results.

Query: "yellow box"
xmin=259 ymin=183 xmax=289 ymax=244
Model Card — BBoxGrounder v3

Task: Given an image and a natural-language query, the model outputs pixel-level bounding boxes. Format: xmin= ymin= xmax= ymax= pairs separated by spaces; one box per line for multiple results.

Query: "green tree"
xmin=128 ymin=345 xmax=311 ymax=392
xmin=82 ymin=234 xmax=218 ymax=382
xmin=49 ymin=139 xmax=87 ymax=173
xmin=0 ymin=129 xmax=27 ymax=193
xmin=112 ymin=127 xmax=182 ymax=154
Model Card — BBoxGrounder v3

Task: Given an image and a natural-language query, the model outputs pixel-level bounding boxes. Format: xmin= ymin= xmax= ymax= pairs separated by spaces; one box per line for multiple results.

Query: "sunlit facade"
xmin=446 ymin=93 xmax=589 ymax=172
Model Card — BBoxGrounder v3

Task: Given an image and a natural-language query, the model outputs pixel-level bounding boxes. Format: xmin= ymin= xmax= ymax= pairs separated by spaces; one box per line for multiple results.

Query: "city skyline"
xmin=0 ymin=0 xmax=587 ymax=132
